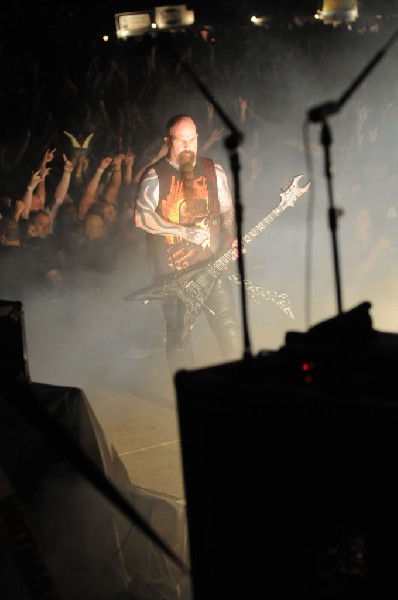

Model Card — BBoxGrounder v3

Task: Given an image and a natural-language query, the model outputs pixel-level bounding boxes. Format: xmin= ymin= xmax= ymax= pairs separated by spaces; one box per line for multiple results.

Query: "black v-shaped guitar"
xmin=124 ymin=174 xmax=310 ymax=342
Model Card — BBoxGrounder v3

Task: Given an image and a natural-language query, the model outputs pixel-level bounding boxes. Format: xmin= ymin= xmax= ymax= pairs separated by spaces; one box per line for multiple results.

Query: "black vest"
xmin=147 ymin=157 xmax=221 ymax=275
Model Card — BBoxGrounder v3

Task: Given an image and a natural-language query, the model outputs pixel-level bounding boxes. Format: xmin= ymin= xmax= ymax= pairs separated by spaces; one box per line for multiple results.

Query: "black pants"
xmin=162 ymin=277 xmax=241 ymax=375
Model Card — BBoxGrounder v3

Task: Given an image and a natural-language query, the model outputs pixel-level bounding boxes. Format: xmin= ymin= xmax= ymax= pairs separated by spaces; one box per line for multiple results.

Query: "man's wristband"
xmin=97 ymin=168 xmax=104 ymax=173
xmin=27 ymin=186 xmax=33 ymax=191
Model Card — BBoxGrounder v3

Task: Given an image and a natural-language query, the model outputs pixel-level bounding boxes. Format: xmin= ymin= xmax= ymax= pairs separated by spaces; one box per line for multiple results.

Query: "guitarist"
xmin=134 ymin=114 xmax=241 ymax=374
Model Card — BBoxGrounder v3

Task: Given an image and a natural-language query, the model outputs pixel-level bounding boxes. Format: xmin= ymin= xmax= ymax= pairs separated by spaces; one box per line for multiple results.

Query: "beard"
xmin=178 ymin=151 xmax=196 ymax=196
xmin=177 ymin=150 xmax=195 ymax=170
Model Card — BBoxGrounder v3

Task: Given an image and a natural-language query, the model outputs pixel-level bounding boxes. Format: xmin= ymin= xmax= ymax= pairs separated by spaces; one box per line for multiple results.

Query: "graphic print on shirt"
xmin=160 ymin=174 xmax=212 ymax=270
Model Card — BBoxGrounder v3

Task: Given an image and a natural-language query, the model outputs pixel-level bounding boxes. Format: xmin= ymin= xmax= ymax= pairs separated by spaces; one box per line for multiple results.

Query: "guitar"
xmin=124 ymin=174 xmax=310 ymax=341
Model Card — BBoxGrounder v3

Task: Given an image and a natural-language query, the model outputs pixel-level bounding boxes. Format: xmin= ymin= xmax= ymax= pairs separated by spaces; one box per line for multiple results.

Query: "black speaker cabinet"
xmin=0 ymin=299 xmax=30 ymax=381
xmin=175 ymin=306 xmax=398 ymax=600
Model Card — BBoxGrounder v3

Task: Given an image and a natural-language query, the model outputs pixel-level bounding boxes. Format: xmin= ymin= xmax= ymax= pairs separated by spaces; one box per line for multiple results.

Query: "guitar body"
xmin=124 ymin=260 xmax=218 ymax=310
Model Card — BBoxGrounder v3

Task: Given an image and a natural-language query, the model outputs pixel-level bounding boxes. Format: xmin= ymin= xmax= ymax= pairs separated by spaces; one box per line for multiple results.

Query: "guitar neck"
xmin=208 ymin=206 xmax=283 ymax=277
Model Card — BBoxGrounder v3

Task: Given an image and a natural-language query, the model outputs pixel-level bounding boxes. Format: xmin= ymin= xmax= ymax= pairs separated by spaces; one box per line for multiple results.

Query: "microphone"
xmin=307 ymin=101 xmax=340 ymax=123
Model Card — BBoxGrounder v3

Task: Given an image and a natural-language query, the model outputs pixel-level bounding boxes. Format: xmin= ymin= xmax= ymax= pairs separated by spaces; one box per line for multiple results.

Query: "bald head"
xmin=165 ymin=115 xmax=198 ymax=168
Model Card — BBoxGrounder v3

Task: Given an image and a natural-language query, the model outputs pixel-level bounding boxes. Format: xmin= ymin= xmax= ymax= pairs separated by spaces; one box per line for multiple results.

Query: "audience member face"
xmin=34 ymin=213 xmax=51 ymax=238
xmin=27 ymin=222 xmax=38 ymax=237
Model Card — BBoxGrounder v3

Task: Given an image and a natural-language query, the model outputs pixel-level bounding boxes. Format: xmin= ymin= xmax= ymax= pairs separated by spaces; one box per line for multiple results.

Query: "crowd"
xmin=1 ymin=18 xmax=398 ymax=362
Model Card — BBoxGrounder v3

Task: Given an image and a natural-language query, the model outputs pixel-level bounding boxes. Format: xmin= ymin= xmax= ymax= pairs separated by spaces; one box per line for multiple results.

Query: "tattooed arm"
xmin=134 ymin=167 xmax=210 ymax=246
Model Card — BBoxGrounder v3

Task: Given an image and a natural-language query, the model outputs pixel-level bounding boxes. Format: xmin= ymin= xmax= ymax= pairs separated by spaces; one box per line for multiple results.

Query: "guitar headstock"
xmin=278 ymin=174 xmax=311 ymax=211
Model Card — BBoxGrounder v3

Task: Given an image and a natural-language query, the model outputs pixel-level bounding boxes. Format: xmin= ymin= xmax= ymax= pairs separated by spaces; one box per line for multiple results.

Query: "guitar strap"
xmin=201 ymin=158 xmax=221 ymax=254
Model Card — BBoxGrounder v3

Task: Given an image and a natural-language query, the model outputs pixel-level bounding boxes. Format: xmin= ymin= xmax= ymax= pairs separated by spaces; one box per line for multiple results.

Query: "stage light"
xmin=320 ymin=0 xmax=359 ymax=25
xmin=115 ymin=11 xmax=152 ymax=38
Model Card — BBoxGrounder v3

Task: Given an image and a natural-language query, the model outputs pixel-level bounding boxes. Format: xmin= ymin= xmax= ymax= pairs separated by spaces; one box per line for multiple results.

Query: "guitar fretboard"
xmin=209 ymin=207 xmax=283 ymax=277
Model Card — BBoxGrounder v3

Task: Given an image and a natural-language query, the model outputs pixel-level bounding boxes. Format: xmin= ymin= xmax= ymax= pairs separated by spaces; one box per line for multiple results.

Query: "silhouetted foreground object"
xmin=0 ymin=381 xmax=129 ymax=599
xmin=0 ymin=299 xmax=30 ymax=382
xmin=176 ymin=302 xmax=398 ymax=600
xmin=0 ymin=299 xmax=190 ymax=599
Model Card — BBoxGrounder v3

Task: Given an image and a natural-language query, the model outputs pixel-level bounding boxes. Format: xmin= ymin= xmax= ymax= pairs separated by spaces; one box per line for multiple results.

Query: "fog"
xmin=13 ymin=25 xmax=396 ymax=397
xmin=2 ymin=15 xmax=398 ymax=600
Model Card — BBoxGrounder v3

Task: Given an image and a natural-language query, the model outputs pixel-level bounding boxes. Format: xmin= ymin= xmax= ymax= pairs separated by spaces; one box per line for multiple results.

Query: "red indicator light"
xmin=302 ymin=362 xmax=315 ymax=371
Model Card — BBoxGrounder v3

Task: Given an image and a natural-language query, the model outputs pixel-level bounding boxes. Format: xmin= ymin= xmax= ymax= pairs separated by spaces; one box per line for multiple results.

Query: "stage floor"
xmin=80 ymin=349 xmax=192 ymax=599
xmin=27 ymin=311 xmax=186 ymax=503
xmin=88 ymin=371 xmax=185 ymax=503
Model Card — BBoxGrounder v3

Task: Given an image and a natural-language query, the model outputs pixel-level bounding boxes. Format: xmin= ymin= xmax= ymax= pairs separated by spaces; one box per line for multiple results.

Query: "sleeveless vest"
xmin=147 ymin=157 xmax=221 ymax=275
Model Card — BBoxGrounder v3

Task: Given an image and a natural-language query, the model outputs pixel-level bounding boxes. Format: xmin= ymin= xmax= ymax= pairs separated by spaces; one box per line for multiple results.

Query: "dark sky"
xmin=1 ymin=1 xmax=398 ymax=42
xmin=4 ymin=1 xmax=398 ymax=31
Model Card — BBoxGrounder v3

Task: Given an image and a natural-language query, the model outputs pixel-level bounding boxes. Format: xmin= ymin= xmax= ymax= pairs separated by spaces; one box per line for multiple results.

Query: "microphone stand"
xmin=307 ymin=25 xmax=398 ymax=316
xmin=164 ymin=42 xmax=252 ymax=360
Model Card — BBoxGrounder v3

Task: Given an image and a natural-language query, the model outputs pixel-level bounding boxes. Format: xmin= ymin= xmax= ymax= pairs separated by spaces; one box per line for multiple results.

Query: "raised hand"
xmin=124 ymin=151 xmax=136 ymax=167
xmin=43 ymin=147 xmax=56 ymax=165
xmin=29 ymin=169 xmax=42 ymax=190
xmin=62 ymin=153 xmax=74 ymax=173
xmin=209 ymin=127 xmax=225 ymax=144
xmin=112 ymin=153 xmax=125 ymax=170
xmin=100 ymin=156 xmax=113 ymax=171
